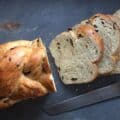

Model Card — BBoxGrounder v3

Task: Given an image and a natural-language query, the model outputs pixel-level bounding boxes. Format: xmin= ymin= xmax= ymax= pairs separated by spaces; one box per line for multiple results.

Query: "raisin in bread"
xmin=50 ymin=24 xmax=104 ymax=84
xmin=0 ymin=38 xmax=56 ymax=109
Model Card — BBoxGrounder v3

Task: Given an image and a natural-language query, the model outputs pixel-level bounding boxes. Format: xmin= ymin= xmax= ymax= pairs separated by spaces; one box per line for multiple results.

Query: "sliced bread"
xmin=90 ymin=14 xmax=120 ymax=56
xmin=49 ymin=24 xmax=103 ymax=84
xmin=73 ymin=24 xmax=104 ymax=63
xmin=50 ymin=11 xmax=120 ymax=84
xmin=88 ymin=14 xmax=120 ymax=74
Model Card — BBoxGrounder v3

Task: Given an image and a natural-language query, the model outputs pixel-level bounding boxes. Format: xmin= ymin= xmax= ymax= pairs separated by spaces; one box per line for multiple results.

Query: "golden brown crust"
xmin=91 ymin=13 xmax=112 ymax=21
xmin=10 ymin=75 xmax=48 ymax=99
xmin=0 ymin=38 xmax=56 ymax=109
xmin=0 ymin=40 xmax=31 ymax=55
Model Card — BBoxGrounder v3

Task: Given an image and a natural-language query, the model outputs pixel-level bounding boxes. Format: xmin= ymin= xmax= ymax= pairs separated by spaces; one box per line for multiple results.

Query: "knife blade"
xmin=44 ymin=82 xmax=120 ymax=115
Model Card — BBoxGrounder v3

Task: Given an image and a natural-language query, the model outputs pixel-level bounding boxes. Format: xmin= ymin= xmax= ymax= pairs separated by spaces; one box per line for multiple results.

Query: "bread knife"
xmin=44 ymin=82 xmax=120 ymax=115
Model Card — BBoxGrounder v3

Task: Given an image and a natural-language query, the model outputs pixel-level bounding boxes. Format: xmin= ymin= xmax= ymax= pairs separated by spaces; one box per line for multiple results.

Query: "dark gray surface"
xmin=45 ymin=82 xmax=120 ymax=115
xmin=0 ymin=0 xmax=120 ymax=120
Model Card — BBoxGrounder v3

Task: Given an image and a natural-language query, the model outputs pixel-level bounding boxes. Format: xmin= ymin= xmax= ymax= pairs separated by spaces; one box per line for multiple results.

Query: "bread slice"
xmin=88 ymin=14 xmax=120 ymax=74
xmin=50 ymin=24 xmax=103 ymax=84
xmin=73 ymin=24 xmax=104 ymax=63
xmin=110 ymin=11 xmax=120 ymax=74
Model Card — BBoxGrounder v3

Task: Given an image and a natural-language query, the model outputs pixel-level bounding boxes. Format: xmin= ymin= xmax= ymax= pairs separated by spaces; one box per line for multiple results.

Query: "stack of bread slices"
xmin=50 ymin=9 xmax=120 ymax=84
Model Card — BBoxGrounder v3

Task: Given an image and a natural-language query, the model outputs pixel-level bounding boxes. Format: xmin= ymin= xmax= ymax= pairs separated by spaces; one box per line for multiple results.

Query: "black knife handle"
xmin=44 ymin=82 xmax=120 ymax=115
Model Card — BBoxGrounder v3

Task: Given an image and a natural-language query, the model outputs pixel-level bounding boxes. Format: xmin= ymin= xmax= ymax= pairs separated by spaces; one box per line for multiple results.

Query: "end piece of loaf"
xmin=0 ymin=38 xmax=56 ymax=109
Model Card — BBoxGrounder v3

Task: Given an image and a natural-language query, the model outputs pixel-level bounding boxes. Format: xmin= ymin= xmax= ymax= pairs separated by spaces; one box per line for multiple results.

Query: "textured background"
xmin=0 ymin=0 xmax=120 ymax=120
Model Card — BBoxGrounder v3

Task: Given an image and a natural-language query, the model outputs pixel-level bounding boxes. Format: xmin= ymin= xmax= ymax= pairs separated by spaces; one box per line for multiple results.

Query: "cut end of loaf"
xmin=49 ymin=31 xmax=99 ymax=85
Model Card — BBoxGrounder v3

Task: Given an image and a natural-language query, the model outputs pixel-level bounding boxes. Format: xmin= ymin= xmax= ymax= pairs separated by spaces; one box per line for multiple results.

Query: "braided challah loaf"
xmin=0 ymin=38 xmax=56 ymax=109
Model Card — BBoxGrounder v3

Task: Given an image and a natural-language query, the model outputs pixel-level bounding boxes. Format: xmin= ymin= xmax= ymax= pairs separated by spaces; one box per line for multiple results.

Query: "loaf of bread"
xmin=0 ymin=38 xmax=56 ymax=109
xmin=50 ymin=9 xmax=120 ymax=85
